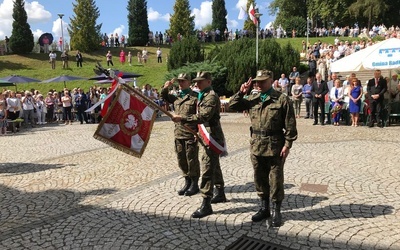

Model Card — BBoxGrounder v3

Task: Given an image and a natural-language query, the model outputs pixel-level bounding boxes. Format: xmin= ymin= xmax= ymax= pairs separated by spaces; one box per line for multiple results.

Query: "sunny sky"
xmin=0 ymin=0 xmax=274 ymax=42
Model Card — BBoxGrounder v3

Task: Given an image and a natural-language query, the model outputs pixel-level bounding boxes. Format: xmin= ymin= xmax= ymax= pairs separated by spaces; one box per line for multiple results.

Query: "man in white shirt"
xmin=156 ymin=47 xmax=162 ymax=63
xmin=278 ymin=74 xmax=289 ymax=95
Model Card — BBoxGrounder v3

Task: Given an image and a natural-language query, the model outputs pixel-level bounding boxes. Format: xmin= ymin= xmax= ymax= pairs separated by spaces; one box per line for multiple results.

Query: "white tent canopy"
xmin=330 ymin=38 xmax=400 ymax=72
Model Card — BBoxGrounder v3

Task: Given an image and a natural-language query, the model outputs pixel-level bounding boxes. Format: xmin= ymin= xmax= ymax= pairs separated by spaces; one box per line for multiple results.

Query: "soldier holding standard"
xmin=229 ymin=70 xmax=298 ymax=227
xmin=172 ymin=71 xmax=227 ymax=219
xmin=162 ymin=73 xmax=200 ymax=196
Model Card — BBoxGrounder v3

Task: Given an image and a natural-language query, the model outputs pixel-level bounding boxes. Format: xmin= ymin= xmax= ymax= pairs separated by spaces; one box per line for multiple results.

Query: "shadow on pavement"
xmin=0 ymin=162 xmax=75 ymax=175
xmin=0 ymin=183 xmax=394 ymax=249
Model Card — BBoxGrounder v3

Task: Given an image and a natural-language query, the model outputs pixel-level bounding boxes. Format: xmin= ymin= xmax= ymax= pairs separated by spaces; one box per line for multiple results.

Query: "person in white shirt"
xmin=22 ymin=91 xmax=36 ymax=127
xmin=330 ymin=79 xmax=344 ymax=126
xmin=49 ymin=51 xmax=57 ymax=69
xmin=142 ymin=48 xmax=148 ymax=63
xmin=35 ymin=94 xmax=47 ymax=125
xmin=156 ymin=47 xmax=162 ymax=63
xmin=278 ymin=74 xmax=289 ymax=95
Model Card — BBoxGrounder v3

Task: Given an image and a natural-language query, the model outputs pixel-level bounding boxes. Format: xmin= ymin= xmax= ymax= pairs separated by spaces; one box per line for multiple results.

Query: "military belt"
xmin=252 ymin=130 xmax=283 ymax=136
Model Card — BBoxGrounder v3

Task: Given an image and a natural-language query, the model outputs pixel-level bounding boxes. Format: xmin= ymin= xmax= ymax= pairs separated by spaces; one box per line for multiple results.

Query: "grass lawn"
xmin=0 ymin=36 xmax=361 ymax=94
xmin=0 ymin=45 xmax=171 ymax=93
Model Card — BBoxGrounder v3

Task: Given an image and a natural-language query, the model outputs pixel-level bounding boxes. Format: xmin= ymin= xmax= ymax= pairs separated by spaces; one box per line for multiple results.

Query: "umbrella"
xmin=0 ymin=75 xmax=41 ymax=91
xmin=0 ymin=75 xmax=41 ymax=83
xmin=95 ymin=78 xmax=134 ymax=84
xmin=38 ymin=33 xmax=54 ymax=47
xmin=41 ymin=75 xmax=87 ymax=88
xmin=88 ymin=70 xmax=142 ymax=80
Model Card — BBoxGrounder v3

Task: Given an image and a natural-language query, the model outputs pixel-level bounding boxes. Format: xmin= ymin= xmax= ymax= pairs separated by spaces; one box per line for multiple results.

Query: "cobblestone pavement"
xmin=1 ymin=113 xmax=400 ymax=250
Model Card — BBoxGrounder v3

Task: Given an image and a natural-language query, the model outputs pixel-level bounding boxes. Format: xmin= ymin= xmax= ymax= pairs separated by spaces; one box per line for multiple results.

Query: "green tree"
xmin=382 ymin=0 xmax=400 ymax=27
xmin=279 ymin=16 xmax=307 ymax=38
xmin=307 ymin=0 xmax=354 ymax=27
xmin=169 ymin=0 xmax=195 ymax=40
xmin=9 ymin=0 xmax=34 ymax=54
xmin=127 ymin=0 xmax=150 ymax=46
xmin=201 ymin=24 xmax=213 ymax=32
xmin=269 ymin=0 xmax=354 ymax=31
xmin=68 ymin=0 xmax=102 ymax=52
xmin=349 ymin=0 xmax=388 ymax=30
xmin=208 ymin=38 xmax=299 ymax=92
xmin=211 ymin=0 xmax=227 ymax=34
xmin=243 ymin=0 xmax=257 ymax=36
xmin=167 ymin=36 xmax=203 ymax=71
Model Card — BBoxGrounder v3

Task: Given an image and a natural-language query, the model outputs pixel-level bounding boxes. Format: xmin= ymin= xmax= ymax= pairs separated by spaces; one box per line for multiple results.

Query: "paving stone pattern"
xmin=1 ymin=113 xmax=400 ymax=250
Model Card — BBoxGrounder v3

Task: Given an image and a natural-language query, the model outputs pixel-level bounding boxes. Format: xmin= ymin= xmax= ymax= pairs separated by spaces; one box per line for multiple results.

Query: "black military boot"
xmin=177 ymin=176 xmax=191 ymax=196
xmin=210 ymin=187 xmax=227 ymax=204
xmin=271 ymin=201 xmax=282 ymax=227
xmin=184 ymin=177 xmax=199 ymax=196
xmin=251 ymin=199 xmax=270 ymax=222
xmin=191 ymin=197 xmax=213 ymax=218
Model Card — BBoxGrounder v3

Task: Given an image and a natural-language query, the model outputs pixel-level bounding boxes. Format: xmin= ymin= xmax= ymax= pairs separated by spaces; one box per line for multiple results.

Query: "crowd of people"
xmin=0 ymin=86 xmax=112 ymax=134
xmin=0 ymin=80 xmax=183 ymax=134
xmin=271 ymin=66 xmax=400 ymax=127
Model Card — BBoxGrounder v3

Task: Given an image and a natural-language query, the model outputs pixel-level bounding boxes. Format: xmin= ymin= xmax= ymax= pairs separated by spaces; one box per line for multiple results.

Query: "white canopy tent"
xmin=330 ymin=38 xmax=400 ymax=72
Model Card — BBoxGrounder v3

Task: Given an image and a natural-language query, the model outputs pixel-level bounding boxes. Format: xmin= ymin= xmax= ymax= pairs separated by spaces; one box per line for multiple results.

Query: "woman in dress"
xmin=142 ymin=48 xmax=148 ymax=63
xmin=349 ymin=77 xmax=363 ymax=127
xmin=291 ymin=77 xmax=303 ymax=118
xmin=119 ymin=50 xmax=126 ymax=64
xmin=127 ymin=51 xmax=132 ymax=66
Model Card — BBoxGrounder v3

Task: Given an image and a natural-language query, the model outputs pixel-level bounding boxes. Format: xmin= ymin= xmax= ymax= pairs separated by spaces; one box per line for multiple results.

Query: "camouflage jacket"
xmin=229 ymin=88 xmax=298 ymax=156
xmin=185 ymin=88 xmax=225 ymax=146
xmin=161 ymin=87 xmax=198 ymax=139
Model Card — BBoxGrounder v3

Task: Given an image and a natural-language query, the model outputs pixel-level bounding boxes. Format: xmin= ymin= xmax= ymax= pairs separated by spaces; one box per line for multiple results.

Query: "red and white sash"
xmin=198 ymin=124 xmax=227 ymax=155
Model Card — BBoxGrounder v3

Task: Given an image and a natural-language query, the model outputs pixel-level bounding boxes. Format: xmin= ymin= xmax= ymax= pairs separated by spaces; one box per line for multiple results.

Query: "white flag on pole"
xmin=238 ymin=6 xmax=247 ymax=20
xmin=248 ymin=3 xmax=257 ymax=25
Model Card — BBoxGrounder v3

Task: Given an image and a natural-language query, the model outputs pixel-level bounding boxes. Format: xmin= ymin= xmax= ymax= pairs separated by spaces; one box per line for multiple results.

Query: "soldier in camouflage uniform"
xmin=172 ymin=71 xmax=227 ymax=219
xmin=229 ymin=70 xmax=298 ymax=227
xmin=161 ymin=73 xmax=200 ymax=196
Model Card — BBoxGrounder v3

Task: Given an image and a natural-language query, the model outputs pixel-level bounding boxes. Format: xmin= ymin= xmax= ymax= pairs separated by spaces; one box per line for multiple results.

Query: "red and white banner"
xmin=248 ymin=3 xmax=258 ymax=25
xmin=198 ymin=124 xmax=227 ymax=155
xmin=94 ymin=85 xmax=157 ymax=158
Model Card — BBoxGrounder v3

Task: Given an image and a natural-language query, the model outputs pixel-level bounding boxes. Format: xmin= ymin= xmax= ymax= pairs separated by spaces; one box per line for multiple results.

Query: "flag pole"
xmin=255 ymin=12 xmax=263 ymax=69
xmin=122 ymin=84 xmax=199 ymax=137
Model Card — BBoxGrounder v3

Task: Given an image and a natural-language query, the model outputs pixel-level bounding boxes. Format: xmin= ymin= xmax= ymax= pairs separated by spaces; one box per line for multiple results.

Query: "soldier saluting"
xmin=172 ymin=71 xmax=227 ymax=219
xmin=161 ymin=73 xmax=200 ymax=197
xmin=229 ymin=70 xmax=298 ymax=227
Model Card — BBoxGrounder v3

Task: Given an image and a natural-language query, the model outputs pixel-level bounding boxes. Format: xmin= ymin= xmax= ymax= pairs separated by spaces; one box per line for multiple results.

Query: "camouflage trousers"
xmin=199 ymin=145 xmax=225 ymax=198
xmin=250 ymin=154 xmax=285 ymax=203
xmin=175 ymin=139 xmax=200 ymax=178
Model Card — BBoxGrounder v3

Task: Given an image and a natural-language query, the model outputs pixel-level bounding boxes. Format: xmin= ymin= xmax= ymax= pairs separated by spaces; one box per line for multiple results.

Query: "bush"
xmin=207 ymin=38 xmax=300 ymax=92
xmin=165 ymin=61 xmax=229 ymax=97
xmin=167 ymin=36 xmax=204 ymax=71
